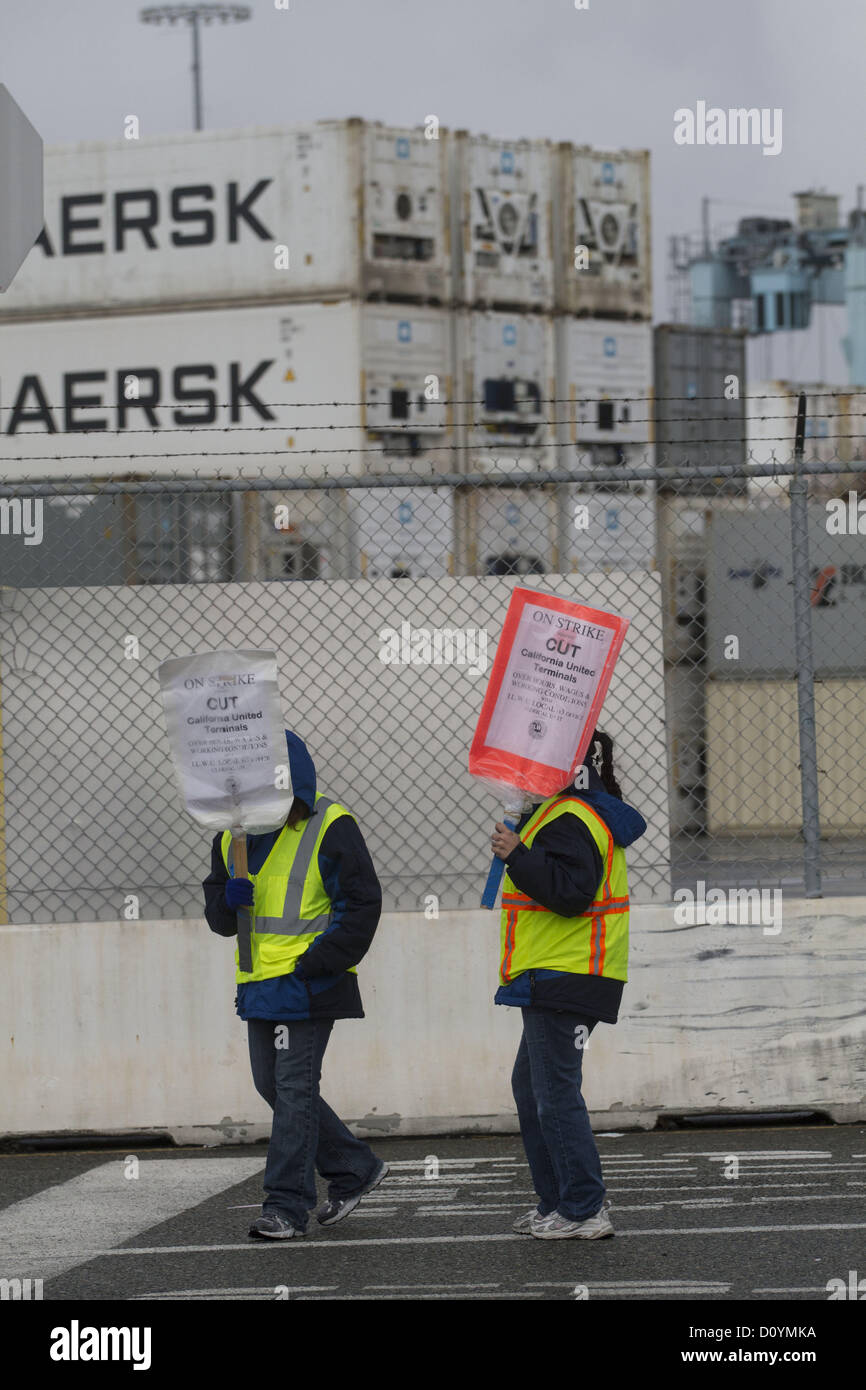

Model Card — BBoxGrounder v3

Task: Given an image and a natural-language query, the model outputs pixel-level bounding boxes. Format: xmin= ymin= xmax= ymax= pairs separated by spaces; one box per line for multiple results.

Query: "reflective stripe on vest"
xmin=499 ymin=793 xmax=630 ymax=985
xmin=221 ymin=795 xmax=357 ymax=984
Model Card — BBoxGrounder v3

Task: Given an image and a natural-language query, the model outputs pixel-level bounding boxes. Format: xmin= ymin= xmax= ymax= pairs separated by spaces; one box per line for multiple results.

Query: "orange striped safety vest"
xmin=499 ymin=794 xmax=630 ymax=985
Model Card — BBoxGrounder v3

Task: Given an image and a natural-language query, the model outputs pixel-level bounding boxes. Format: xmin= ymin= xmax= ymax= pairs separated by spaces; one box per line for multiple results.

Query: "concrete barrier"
xmin=3 ymin=896 xmax=864 ymax=1140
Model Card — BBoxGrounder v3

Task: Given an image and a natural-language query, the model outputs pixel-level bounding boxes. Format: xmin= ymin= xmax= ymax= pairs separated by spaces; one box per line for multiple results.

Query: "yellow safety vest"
xmin=500 ymin=794 xmax=629 ymax=985
xmin=220 ymin=793 xmax=357 ymax=985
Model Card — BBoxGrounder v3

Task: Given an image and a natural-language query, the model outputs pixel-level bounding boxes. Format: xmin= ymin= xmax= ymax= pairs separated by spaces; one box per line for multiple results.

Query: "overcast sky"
xmin=6 ymin=0 xmax=866 ymax=319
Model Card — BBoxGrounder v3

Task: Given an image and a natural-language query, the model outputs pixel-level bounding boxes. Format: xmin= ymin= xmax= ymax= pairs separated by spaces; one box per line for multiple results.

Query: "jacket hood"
xmin=285 ymin=729 xmax=317 ymax=810
xmin=562 ymin=763 xmax=647 ymax=848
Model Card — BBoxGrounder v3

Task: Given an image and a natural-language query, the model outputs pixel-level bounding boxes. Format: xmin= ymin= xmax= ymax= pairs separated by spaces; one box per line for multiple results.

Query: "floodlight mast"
xmin=139 ymin=5 xmax=251 ymax=131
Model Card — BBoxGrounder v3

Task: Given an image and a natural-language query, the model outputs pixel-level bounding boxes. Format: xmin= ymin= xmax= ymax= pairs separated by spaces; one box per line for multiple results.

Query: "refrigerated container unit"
xmin=450 ymin=132 xmax=554 ymax=310
xmin=0 ymin=118 xmax=451 ymax=318
xmin=256 ymin=487 xmax=360 ymax=583
xmin=564 ymin=487 xmax=657 ymax=572
xmin=0 ymin=299 xmax=454 ymax=484
xmin=745 ymin=380 xmax=864 ymax=498
xmin=653 ymin=323 xmax=747 ymax=496
xmin=348 ymin=486 xmax=455 ymax=579
xmin=474 ymin=487 xmax=557 ymax=576
xmin=553 ymin=145 xmax=651 ymax=318
xmin=453 ymin=309 xmax=555 ymax=474
xmin=555 ymin=318 xmax=654 ymax=491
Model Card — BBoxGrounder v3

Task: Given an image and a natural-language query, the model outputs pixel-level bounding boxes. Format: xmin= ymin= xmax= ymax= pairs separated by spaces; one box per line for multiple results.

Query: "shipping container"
xmin=653 ymin=323 xmax=747 ymax=495
xmin=453 ymin=309 xmax=555 ymax=476
xmin=705 ymin=678 xmax=866 ymax=832
xmin=462 ymin=483 xmax=656 ymax=577
xmin=564 ymin=487 xmax=656 ymax=571
xmin=665 ymin=663 xmax=707 ymax=835
xmin=450 ymin=133 xmax=553 ymax=309
xmin=348 ymin=486 xmax=454 ymax=578
xmin=472 ymin=486 xmax=556 ymax=575
xmin=705 ymin=504 xmax=866 ymax=677
xmin=0 ymin=299 xmax=453 ymax=483
xmin=554 ymin=145 xmax=651 ymax=318
xmin=255 ymin=488 xmax=359 ymax=583
xmin=0 ymin=489 xmax=233 ymax=587
xmin=745 ymin=380 xmax=865 ymax=498
xmin=0 ymin=119 xmax=450 ymax=318
xmin=555 ymin=319 xmax=653 ymax=457
xmin=656 ymin=495 xmax=709 ymax=662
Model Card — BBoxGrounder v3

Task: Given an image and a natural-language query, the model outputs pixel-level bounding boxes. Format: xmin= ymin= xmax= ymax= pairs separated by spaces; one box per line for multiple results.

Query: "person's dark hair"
xmin=589 ymin=729 xmax=623 ymax=800
xmin=286 ymin=796 xmax=312 ymax=829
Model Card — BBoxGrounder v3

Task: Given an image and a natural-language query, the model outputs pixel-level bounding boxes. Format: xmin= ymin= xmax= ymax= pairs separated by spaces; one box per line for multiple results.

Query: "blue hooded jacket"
xmin=202 ymin=730 xmax=382 ymax=1022
xmin=494 ymin=759 xmax=647 ymax=1023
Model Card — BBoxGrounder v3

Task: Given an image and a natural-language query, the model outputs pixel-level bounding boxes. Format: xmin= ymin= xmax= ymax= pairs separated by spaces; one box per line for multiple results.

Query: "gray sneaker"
xmin=315 ymin=1159 xmax=390 ymax=1226
xmin=531 ymin=1199 xmax=614 ymax=1241
xmin=248 ymin=1212 xmax=305 ymax=1240
xmin=513 ymin=1206 xmax=547 ymax=1234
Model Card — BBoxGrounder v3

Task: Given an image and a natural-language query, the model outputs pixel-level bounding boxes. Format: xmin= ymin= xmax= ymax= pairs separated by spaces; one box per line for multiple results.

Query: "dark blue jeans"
xmin=247 ymin=1017 xmax=380 ymax=1232
xmin=512 ymin=1008 xmax=606 ymax=1222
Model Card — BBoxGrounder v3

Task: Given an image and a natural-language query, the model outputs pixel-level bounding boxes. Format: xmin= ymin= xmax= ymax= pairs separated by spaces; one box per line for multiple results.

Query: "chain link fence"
xmin=1 ymin=396 xmax=865 ymax=924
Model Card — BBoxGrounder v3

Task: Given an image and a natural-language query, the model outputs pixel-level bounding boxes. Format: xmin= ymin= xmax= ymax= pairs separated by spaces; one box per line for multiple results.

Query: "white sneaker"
xmin=512 ymin=1206 xmax=551 ymax=1234
xmin=530 ymin=1199 xmax=614 ymax=1240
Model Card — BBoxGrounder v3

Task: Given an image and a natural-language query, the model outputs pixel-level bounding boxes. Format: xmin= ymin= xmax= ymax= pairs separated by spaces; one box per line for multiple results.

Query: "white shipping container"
xmin=556 ymin=318 xmax=653 ymax=448
xmin=0 ymin=299 xmax=453 ymax=483
xmin=554 ymin=145 xmax=652 ymax=318
xmin=474 ymin=488 xmax=556 ymax=575
xmin=566 ymin=488 xmax=656 ymax=571
xmin=258 ymin=488 xmax=359 ymax=583
xmin=454 ymin=309 xmax=555 ymax=476
xmin=451 ymin=133 xmax=553 ymax=309
xmin=746 ymin=380 xmax=864 ymax=497
xmin=349 ymin=487 xmax=454 ymax=578
xmin=0 ymin=119 xmax=450 ymax=318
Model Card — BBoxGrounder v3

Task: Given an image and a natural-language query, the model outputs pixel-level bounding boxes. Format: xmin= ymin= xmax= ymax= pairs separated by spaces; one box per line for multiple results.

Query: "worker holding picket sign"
xmin=471 ymin=589 xmax=647 ymax=1241
xmin=160 ymin=650 xmax=387 ymax=1241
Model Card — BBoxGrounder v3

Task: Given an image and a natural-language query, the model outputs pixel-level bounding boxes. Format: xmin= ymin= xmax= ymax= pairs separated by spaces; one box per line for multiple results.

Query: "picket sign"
xmin=469 ymin=588 xmax=629 ymax=907
xmin=158 ymin=649 xmax=291 ymax=971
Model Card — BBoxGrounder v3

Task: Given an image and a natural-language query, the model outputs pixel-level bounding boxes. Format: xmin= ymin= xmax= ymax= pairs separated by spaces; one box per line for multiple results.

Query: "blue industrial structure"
xmin=685 ymin=191 xmax=866 ymax=385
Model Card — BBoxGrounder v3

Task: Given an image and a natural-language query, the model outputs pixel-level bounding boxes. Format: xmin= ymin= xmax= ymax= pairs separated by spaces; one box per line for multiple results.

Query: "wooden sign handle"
xmin=232 ymin=833 xmax=248 ymax=879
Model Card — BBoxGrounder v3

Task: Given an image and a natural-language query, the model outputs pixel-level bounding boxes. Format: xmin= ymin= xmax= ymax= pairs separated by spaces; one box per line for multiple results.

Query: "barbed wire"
xmin=6 ymin=438 xmax=866 ymax=463
xmin=1 ymin=389 xmax=864 ymax=418
xmin=2 ymin=410 xmax=865 ymax=439
xmin=4 ymin=422 xmax=866 ymax=465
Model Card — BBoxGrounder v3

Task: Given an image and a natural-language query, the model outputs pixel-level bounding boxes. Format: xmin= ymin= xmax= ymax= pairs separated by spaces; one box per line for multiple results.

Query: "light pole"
xmin=139 ymin=4 xmax=251 ymax=131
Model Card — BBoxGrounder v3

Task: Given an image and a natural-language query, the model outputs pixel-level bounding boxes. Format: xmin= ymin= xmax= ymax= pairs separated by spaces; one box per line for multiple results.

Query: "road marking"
xmin=380 ymin=1158 xmax=520 ymax=1169
xmin=751 ymin=1286 xmax=834 ymax=1294
xmin=365 ymin=1282 xmax=501 ymax=1289
xmin=130 ymin=1285 xmax=339 ymax=1299
xmin=0 ymin=1157 xmax=265 ymax=1284
xmin=312 ymin=1292 xmax=546 ymax=1300
xmin=102 ymin=1218 xmax=866 ymax=1257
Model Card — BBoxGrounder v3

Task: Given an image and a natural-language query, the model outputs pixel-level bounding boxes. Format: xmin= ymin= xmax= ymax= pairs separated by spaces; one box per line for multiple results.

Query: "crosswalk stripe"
xmin=0 ymin=1157 xmax=265 ymax=1284
xmin=99 ymin=1218 xmax=866 ymax=1257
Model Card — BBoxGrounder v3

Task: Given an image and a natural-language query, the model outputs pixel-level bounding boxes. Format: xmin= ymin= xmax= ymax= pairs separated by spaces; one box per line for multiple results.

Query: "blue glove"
xmin=225 ymin=877 xmax=254 ymax=910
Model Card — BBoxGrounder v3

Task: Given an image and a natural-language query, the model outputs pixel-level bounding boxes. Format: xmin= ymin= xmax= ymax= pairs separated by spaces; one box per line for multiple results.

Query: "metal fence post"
xmin=788 ymin=391 xmax=823 ymax=897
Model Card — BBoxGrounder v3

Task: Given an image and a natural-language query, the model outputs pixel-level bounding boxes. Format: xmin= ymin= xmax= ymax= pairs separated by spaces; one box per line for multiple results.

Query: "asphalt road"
xmin=2 ymin=1123 xmax=865 ymax=1303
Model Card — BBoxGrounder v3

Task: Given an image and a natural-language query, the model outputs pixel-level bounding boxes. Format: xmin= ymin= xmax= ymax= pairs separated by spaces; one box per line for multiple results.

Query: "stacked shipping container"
xmin=0 ymin=119 xmax=657 ymax=586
